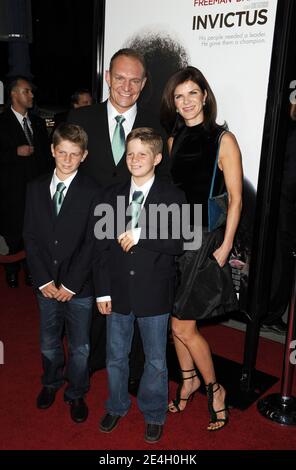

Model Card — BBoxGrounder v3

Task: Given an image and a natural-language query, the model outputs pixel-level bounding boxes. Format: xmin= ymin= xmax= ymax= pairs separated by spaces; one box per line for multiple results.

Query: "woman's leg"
xmin=169 ymin=318 xmax=200 ymax=412
xmin=171 ymin=317 xmax=227 ymax=429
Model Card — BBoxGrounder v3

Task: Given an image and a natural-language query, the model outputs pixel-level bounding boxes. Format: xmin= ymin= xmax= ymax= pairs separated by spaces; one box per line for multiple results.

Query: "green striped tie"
xmin=53 ymin=182 xmax=66 ymax=215
xmin=112 ymin=115 xmax=126 ymax=165
xmin=131 ymin=190 xmax=144 ymax=228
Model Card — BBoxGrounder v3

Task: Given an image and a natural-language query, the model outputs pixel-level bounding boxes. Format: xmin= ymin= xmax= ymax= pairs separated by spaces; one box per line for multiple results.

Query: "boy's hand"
xmin=97 ymin=300 xmax=112 ymax=315
xmin=41 ymin=281 xmax=59 ymax=298
xmin=55 ymin=286 xmax=73 ymax=302
xmin=118 ymin=230 xmax=135 ymax=252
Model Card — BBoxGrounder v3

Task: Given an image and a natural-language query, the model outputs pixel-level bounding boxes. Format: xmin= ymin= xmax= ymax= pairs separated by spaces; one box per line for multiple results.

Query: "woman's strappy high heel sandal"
xmin=206 ymin=382 xmax=229 ymax=431
xmin=168 ymin=368 xmax=199 ymax=413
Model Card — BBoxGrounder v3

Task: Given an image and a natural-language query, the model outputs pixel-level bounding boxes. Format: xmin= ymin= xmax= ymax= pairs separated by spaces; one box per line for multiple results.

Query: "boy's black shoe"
xmin=69 ymin=398 xmax=88 ymax=423
xmin=99 ymin=413 xmax=121 ymax=433
xmin=144 ymin=423 xmax=163 ymax=443
xmin=36 ymin=387 xmax=56 ymax=409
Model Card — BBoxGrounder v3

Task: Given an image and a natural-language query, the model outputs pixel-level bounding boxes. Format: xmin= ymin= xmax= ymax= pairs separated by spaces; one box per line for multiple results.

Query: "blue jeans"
xmin=106 ymin=311 xmax=169 ymax=425
xmin=37 ymin=295 xmax=93 ymax=401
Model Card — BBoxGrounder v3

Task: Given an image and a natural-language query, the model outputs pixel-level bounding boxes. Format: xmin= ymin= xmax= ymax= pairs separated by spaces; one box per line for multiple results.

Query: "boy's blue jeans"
xmin=37 ymin=294 xmax=93 ymax=401
xmin=105 ymin=311 xmax=169 ymax=425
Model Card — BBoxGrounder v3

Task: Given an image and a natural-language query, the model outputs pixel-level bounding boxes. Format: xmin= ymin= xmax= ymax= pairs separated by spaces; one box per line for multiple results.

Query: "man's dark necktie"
xmin=53 ymin=182 xmax=66 ymax=215
xmin=23 ymin=117 xmax=34 ymax=146
xmin=131 ymin=190 xmax=144 ymax=228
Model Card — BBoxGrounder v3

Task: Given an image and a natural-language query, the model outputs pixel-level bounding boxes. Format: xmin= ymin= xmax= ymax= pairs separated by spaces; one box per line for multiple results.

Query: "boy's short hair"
xmin=126 ymin=127 xmax=163 ymax=155
xmin=52 ymin=123 xmax=88 ymax=151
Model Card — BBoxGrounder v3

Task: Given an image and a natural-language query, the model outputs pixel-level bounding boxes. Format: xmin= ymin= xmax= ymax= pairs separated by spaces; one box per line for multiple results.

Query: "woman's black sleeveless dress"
xmin=171 ymin=123 xmax=238 ymax=320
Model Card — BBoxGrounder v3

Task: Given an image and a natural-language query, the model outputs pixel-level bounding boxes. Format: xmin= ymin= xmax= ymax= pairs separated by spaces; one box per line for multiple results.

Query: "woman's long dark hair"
xmin=160 ymin=66 xmax=223 ymax=136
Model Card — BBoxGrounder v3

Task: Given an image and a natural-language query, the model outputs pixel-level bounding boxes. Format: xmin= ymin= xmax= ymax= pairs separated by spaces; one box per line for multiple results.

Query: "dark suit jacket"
xmin=67 ymin=101 xmax=170 ymax=186
xmin=95 ymin=177 xmax=186 ymax=316
xmin=23 ymin=171 xmax=101 ymax=298
xmin=0 ymin=108 xmax=53 ymax=252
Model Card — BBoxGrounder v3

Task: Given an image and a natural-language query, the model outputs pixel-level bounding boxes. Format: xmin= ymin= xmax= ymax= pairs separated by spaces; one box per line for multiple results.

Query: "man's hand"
xmin=97 ymin=300 xmax=112 ymax=315
xmin=17 ymin=145 xmax=34 ymax=157
xmin=41 ymin=281 xmax=59 ymax=298
xmin=54 ymin=286 xmax=73 ymax=302
xmin=118 ymin=230 xmax=135 ymax=252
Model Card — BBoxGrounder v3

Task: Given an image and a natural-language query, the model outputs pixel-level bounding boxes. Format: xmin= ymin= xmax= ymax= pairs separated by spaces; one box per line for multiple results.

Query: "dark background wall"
xmin=0 ymin=0 xmax=94 ymax=107
xmin=0 ymin=42 xmax=9 ymax=79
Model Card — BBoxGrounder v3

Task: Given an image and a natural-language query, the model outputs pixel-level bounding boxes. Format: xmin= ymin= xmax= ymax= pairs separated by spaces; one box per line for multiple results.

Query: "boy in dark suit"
xmin=23 ymin=123 xmax=100 ymax=424
xmin=96 ymin=127 xmax=185 ymax=443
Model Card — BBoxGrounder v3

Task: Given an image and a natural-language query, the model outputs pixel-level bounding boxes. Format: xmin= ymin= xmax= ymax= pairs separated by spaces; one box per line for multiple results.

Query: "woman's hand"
xmin=212 ymin=242 xmax=232 ymax=267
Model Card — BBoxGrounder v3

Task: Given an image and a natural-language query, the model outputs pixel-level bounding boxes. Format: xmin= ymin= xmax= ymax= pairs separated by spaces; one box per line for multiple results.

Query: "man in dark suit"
xmin=68 ymin=49 xmax=170 ymax=379
xmin=67 ymin=49 xmax=169 ymax=185
xmin=0 ymin=76 xmax=52 ymax=287
xmin=96 ymin=128 xmax=184 ymax=443
xmin=23 ymin=123 xmax=100 ymax=423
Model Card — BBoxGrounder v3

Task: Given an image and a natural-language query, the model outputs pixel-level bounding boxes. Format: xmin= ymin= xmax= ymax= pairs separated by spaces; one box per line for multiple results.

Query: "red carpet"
xmin=0 ymin=270 xmax=295 ymax=450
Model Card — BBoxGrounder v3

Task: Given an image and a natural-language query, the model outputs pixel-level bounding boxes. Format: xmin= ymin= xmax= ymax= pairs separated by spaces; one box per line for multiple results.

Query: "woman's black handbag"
xmin=208 ymin=131 xmax=228 ymax=232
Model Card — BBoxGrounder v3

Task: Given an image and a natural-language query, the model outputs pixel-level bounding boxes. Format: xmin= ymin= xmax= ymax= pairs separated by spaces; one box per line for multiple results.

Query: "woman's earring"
xmin=203 ymin=101 xmax=206 ymax=106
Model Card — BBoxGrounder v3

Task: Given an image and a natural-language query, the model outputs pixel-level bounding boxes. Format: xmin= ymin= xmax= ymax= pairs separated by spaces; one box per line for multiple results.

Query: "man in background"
xmin=53 ymin=89 xmax=93 ymax=130
xmin=71 ymin=89 xmax=93 ymax=109
xmin=0 ymin=76 xmax=52 ymax=288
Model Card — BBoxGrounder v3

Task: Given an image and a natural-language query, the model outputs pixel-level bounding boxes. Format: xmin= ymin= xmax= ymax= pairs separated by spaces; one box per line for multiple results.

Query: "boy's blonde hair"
xmin=126 ymin=127 xmax=163 ymax=155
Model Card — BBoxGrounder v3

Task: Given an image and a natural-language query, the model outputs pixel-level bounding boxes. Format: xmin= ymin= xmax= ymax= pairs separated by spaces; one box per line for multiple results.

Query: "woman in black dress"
xmin=161 ymin=66 xmax=243 ymax=431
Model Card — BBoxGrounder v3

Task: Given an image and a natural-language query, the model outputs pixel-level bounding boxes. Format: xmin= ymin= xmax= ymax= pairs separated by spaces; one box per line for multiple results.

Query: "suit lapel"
xmin=29 ymin=113 xmax=38 ymax=142
xmin=134 ymin=179 xmax=162 ymax=233
xmin=7 ymin=109 xmax=28 ymax=143
xmin=57 ymin=172 xmax=81 ymax=218
xmin=102 ymin=101 xmax=117 ymax=169
xmin=133 ymin=108 xmax=144 ymax=129
xmin=143 ymin=178 xmax=161 ymax=208
xmin=114 ymin=181 xmax=130 ymax=235
xmin=40 ymin=173 xmax=55 ymax=223
xmin=122 ymin=181 xmax=130 ymax=223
